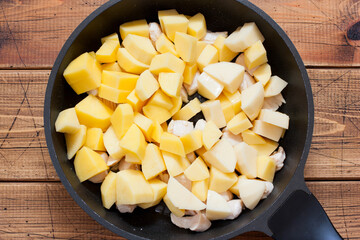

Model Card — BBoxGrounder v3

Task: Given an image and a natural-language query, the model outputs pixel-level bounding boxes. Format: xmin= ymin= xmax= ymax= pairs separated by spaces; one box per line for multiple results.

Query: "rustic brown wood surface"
xmin=0 ymin=0 xmax=359 ymax=239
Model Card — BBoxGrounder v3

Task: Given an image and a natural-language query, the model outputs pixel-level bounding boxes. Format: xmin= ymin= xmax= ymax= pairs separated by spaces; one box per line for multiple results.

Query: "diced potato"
xmin=135 ymin=70 xmax=159 ymax=101
xmin=150 ymin=53 xmax=186 ymax=75
xmin=241 ymin=82 xmax=264 ymax=120
xmin=96 ymin=40 xmax=120 ymax=63
xmin=234 ymin=142 xmax=258 ymax=178
xmin=203 ymin=138 xmax=237 ymax=173
xmin=162 ymin=151 xmax=190 ymax=177
xmin=202 ymin=121 xmax=222 ymax=150
xmin=253 ymin=63 xmax=271 ymax=86
xmin=209 ymin=166 xmax=237 ymax=193
xmin=65 ymin=125 xmax=87 ymax=159
xmin=192 ymin=178 xmax=209 ymax=201
xmin=143 ymin=104 xmax=172 ymax=124
xmin=174 ymin=32 xmax=197 ymax=63
xmin=125 ymin=153 xmax=141 ymax=164
xmin=183 ymin=63 xmax=198 ymax=85
xmin=223 ymin=90 xmax=242 ymax=114
xmin=151 ymin=121 xmax=164 ymax=143
xmin=160 ymin=132 xmax=186 ymax=157
xmin=180 ymin=130 xmax=203 ymax=154
xmin=147 ymin=90 xmax=173 ymax=110
xmin=238 ymin=179 xmax=265 ymax=210
xmin=75 ymin=95 xmax=113 ymax=131
xmin=126 ymin=89 xmax=144 ymax=112
xmin=252 ymin=120 xmax=283 ymax=142
xmin=196 ymin=41 xmax=208 ymax=60
xmin=213 ymin=35 xmax=238 ymax=62
xmin=167 ymin=177 xmax=206 ymax=210
xmin=200 ymin=100 xmax=226 ymax=128
xmin=155 ymin=33 xmax=179 ymax=57
xmin=187 ymin=13 xmax=207 ymax=39
xmin=264 ymin=76 xmax=288 ymax=97
xmin=120 ymin=124 xmax=147 ymax=160
xmin=184 ymin=157 xmax=209 ymax=181
xmin=110 ymin=103 xmax=134 ymax=139
xmin=204 ymin=62 xmax=244 ymax=93
xmin=139 ymin=179 xmax=167 ymax=209
xmin=101 ymin=32 xmax=120 ymax=44
xmin=250 ymin=138 xmax=279 ymax=157
xmin=103 ymin=126 xmax=126 ymax=159
xmin=197 ymin=44 xmax=219 ymax=71
xmin=101 ymin=70 xmax=138 ymax=91
xmin=258 ymin=109 xmax=290 ymax=129
xmin=116 ymin=48 xmax=149 ymax=74
xmin=224 ymin=22 xmax=265 ymax=52
xmin=241 ymin=130 xmax=266 ymax=145
xmin=217 ymin=94 xmax=235 ymax=123
xmin=158 ymin=72 xmax=183 ymax=97
xmin=85 ymin=128 xmax=106 ymax=151
xmin=163 ymin=193 xmax=185 ymax=217
xmin=134 ymin=112 xmax=154 ymax=141
xmin=169 ymin=96 xmax=182 ymax=116
xmin=197 ymin=72 xmax=224 ymax=100
xmin=98 ymin=84 xmax=130 ymax=103
xmin=119 ymin=19 xmax=149 ymax=40
xmin=162 ymin=14 xmax=189 ymax=41
xmin=158 ymin=9 xmax=179 ymax=30
xmin=55 ymin=108 xmax=80 ymax=134
xmin=123 ymin=34 xmax=157 ymax=65
xmin=116 ymin=170 xmax=153 ymax=204
xmin=244 ymin=40 xmax=267 ymax=70
xmin=257 ymin=156 xmax=276 ymax=182
xmin=101 ymin=62 xmax=121 ymax=72
xmin=206 ymin=190 xmax=232 ymax=220
xmin=63 ymin=52 xmax=102 ymax=94
xmin=101 ymin=171 xmax=117 ymax=209
xmin=74 ymin=146 xmax=109 ymax=182
xmin=173 ymin=98 xmax=201 ymax=120
xmin=142 ymin=144 xmax=166 ymax=180
xmin=227 ymin=112 xmax=253 ymax=135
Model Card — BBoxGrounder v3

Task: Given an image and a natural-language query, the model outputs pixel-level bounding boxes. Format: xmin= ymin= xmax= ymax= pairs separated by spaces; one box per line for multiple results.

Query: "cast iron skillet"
xmin=44 ymin=0 xmax=343 ymax=239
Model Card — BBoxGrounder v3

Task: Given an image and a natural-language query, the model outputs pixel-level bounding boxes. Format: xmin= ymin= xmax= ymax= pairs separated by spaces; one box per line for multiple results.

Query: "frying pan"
xmin=44 ymin=0 xmax=343 ymax=239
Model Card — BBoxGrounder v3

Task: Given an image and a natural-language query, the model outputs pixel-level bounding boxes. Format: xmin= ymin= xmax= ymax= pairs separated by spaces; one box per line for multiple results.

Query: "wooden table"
xmin=1 ymin=0 xmax=359 ymax=239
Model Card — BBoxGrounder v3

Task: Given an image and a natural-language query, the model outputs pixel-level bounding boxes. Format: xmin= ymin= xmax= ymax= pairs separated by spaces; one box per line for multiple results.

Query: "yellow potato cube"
xmin=241 ymin=129 xmax=266 ymax=145
xmin=142 ymin=143 xmax=166 ymax=180
xmin=116 ymin=48 xmax=149 ymax=74
xmin=74 ymin=146 xmax=109 ymax=182
xmin=147 ymin=90 xmax=173 ymax=110
xmin=160 ymin=132 xmax=186 ymax=157
xmin=143 ymin=104 xmax=172 ymax=124
xmin=227 ymin=112 xmax=253 ymax=135
xmin=134 ymin=112 xmax=154 ymax=141
xmin=101 ymin=32 xmax=119 ymax=44
xmin=116 ymin=170 xmax=153 ymax=204
xmin=217 ymin=94 xmax=235 ymax=123
xmin=174 ymin=32 xmax=197 ymax=63
xmin=162 ymin=150 xmax=190 ymax=177
xmin=98 ymin=84 xmax=130 ymax=104
xmin=173 ymin=98 xmax=201 ymax=120
xmin=180 ymin=130 xmax=203 ymax=154
xmin=244 ymin=40 xmax=268 ymax=70
xmin=162 ymin=14 xmax=189 ymax=41
xmin=103 ymin=126 xmax=126 ymax=159
xmin=65 ymin=125 xmax=87 ymax=159
xmin=209 ymin=166 xmax=237 ymax=193
xmin=85 ymin=128 xmax=105 ymax=151
xmin=252 ymin=120 xmax=283 ymax=142
xmin=264 ymin=76 xmax=288 ymax=97
xmin=195 ymin=146 xmax=207 ymax=158
xmin=101 ymin=171 xmax=117 ymax=209
xmin=229 ymin=175 xmax=248 ymax=196
xmin=75 ymin=95 xmax=113 ymax=131
xmin=101 ymin=70 xmax=138 ymax=91
xmin=192 ymin=178 xmax=209 ymax=202
xmin=202 ymin=121 xmax=222 ymax=150
xmin=149 ymin=52 xmax=185 ymax=75
xmin=257 ymin=156 xmax=276 ymax=182
xmin=120 ymin=124 xmax=147 ymax=160
xmin=184 ymin=157 xmax=209 ymax=181
xmin=196 ymin=41 xmax=208 ymax=60
xmin=55 ymin=108 xmax=80 ymax=134
xmin=158 ymin=9 xmax=179 ymax=29
xmin=135 ymin=70 xmax=159 ymax=101
xmin=110 ymin=103 xmax=134 ymax=139
xmin=197 ymin=72 xmax=224 ymax=100
xmin=125 ymin=153 xmax=141 ymax=164
xmin=200 ymin=100 xmax=226 ymax=128
xmin=96 ymin=39 xmax=120 ymax=63
xmin=101 ymin=62 xmax=121 ymax=72
xmin=213 ymin=35 xmax=238 ymax=62
xmin=158 ymin=72 xmax=183 ymax=98
xmin=88 ymin=51 xmax=96 ymax=59
xmin=119 ymin=19 xmax=149 ymax=40
xmin=126 ymin=89 xmax=144 ymax=112
xmin=155 ymin=33 xmax=179 ymax=57
xmin=123 ymin=34 xmax=157 ymax=65
xmin=187 ymin=13 xmax=207 ymax=39
xmin=151 ymin=121 xmax=164 ymax=143
xmin=63 ymin=52 xmax=102 ymax=94
xmin=183 ymin=62 xmax=198 ymax=85
xmin=163 ymin=193 xmax=185 ymax=217
xmin=253 ymin=63 xmax=271 ymax=86
xmin=258 ymin=109 xmax=290 ymax=129
xmin=139 ymin=179 xmax=167 ymax=209
xmin=223 ymin=90 xmax=242 ymax=114
xmin=250 ymin=138 xmax=279 ymax=157
xmin=169 ymin=97 xmax=182 ymax=116
xmin=197 ymin=45 xmax=218 ymax=72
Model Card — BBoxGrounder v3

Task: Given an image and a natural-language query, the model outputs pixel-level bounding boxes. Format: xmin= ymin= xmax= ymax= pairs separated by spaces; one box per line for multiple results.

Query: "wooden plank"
xmin=1 ymin=69 xmax=360 ymax=180
xmin=0 ymin=181 xmax=357 ymax=239
xmin=0 ymin=0 xmax=359 ymax=68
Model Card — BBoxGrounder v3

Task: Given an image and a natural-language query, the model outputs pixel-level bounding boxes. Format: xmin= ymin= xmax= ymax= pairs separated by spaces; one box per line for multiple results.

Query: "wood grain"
xmin=0 ymin=181 xmax=356 ymax=239
xmin=1 ymin=0 xmax=360 ymax=68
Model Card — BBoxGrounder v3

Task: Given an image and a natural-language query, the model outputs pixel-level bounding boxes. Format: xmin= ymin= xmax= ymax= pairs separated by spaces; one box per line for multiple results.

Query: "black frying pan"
xmin=44 ymin=0 xmax=343 ymax=239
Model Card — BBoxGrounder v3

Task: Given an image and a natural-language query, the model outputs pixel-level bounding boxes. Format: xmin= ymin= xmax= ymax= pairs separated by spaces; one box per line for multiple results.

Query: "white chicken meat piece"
xmin=225 ymin=200 xmax=243 ymax=220
xmin=88 ymin=170 xmax=108 ymax=183
xmin=149 ymin=22 xmax=162 ymax=44
xmin=170 ymin=212 xmax=211 ymax=232
xmin=116 ymin=203 xmax=137 ymax=213
xmin=118 ymin=158 xmax=140 ymax=171
xmin=168 ymin=120 xmax=194 ymax=137
xmin=201 ymin=31 xmax=228 ymax=44
xmin=270 ymin=146 xmax=286 ymax=171
xmin=186 ymin=152 xmax=197 ymax=163
xmin=87 ymin=88 xmax=99 ymax=96
xmin=219 ymin=191 xmax=234 ymax=201
xmin=239 ymin=72 xmax=256 ymax=92
xmin=261 ymin=181 xmax=274 ymax=199
xmin=262 ymin=94 xmax=286 ymax=111
xmin=184 ymin=71 xmax=200 ymax=96
xmin=235 ymin=54 xmax=259 ymax=76
xmin=194 ymin=119 xmax=207 ymax=131
xmin=180 ymin=86 xmax=189 ymax=103
xmin=221 ymin=127 xmax=243 ymax=146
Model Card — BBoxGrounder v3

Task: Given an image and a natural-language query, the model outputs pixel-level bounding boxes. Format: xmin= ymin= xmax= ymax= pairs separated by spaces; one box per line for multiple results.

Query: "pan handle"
xmin=267 ymin=189 xmax=343 ymax=240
